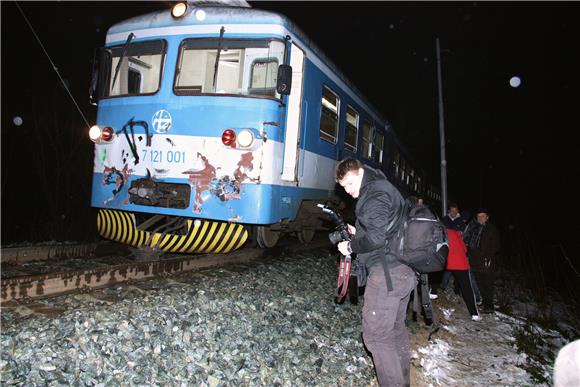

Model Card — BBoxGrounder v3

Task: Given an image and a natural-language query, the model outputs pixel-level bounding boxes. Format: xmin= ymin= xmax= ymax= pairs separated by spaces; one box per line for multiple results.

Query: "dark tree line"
xmin=1 ymin=80 xmax=97 ymax=245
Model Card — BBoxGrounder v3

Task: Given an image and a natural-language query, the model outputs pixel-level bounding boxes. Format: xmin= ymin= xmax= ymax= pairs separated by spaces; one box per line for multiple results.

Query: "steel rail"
xmin=1 ymin=243 xmax=101 ymax=264
xmin=1 ymin=238 xmax=330 ymax=304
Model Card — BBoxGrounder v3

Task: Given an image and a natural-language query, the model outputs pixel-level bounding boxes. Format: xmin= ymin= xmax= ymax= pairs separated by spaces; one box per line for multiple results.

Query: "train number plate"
xmin=141 ymin=149 xmax=186 ymax=164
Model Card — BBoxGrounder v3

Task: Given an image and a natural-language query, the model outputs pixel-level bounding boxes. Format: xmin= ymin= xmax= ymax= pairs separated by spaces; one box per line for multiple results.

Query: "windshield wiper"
xmin=111 ymin=32 xmax=135 ymax=91
xmin=212 ymin=27 xmax=226 ymax=92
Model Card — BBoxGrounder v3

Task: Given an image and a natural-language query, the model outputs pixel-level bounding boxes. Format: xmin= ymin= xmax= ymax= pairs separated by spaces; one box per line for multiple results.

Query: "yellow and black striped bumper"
xmin=97 ymin=209 xmax=248 ymax=253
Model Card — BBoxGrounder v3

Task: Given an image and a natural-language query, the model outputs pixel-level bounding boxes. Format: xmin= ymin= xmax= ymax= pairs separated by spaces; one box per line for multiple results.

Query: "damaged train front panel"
xmin=92 ymin=131 xmax=270 ymax=224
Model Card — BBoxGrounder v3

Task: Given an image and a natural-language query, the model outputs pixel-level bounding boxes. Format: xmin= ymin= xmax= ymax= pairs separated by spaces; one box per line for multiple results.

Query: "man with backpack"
xmin=335 ymin=157 xmax=415 ymax=387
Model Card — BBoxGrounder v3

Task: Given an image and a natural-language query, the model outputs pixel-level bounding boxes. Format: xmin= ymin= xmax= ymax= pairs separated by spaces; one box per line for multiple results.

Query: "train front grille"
xmin=97 ymin=209 xmax=248 ymax=253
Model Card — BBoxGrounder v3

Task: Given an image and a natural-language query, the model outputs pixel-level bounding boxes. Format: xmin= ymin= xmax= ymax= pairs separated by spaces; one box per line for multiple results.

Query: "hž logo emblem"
xmin=152 ymin=110 xmax=172 ymax=133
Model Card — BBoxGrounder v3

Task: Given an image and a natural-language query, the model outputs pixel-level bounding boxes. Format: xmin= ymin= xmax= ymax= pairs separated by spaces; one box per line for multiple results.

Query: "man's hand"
xmin=338 ymin=241 xmax=351 ymax=256
xmin=347 ymin=224 xmax=356 ymax=235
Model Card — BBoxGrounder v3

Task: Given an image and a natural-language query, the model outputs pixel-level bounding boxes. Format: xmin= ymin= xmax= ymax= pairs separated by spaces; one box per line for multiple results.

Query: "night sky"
xmin=2 ymin=2 xmax=579 ymax=245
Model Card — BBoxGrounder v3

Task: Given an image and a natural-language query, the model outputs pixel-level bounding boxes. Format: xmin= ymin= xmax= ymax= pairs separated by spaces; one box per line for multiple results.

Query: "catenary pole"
xmin=436 ymin=37 xmax=448 ymax=218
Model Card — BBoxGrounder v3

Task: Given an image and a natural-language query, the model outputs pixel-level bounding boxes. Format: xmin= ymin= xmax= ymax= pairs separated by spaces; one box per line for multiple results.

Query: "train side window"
xmin=400 ymin=158 xmax=406 ymax=182
xmin=373 ymin=130 xmax=384 ymax=163
xmin=392 ymin=150 xmax=400 ymax=177
xmin=344 ymin=106 xmax=359 ymax=152
xmin=319 ymin=85 xmax=340 ymax=144
xmin=362 ymin=120 xmax=372 ymax=158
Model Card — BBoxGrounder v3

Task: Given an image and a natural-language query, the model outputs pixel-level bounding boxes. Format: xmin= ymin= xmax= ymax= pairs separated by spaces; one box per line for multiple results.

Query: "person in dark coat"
xmin=335 ymin=157 xmax=415 ymax=387
xmin=442 ymin=202 xmax=467 ymax=232
xmin=463 ymin=208 xmax=501 ymax=313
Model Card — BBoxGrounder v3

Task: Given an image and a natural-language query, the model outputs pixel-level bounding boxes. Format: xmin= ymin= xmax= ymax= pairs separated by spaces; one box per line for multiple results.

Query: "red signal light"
xmin=101 ymin=127 xmax=114 ymax=142
xmin=221 ymin=129 xmax=236 ymax=146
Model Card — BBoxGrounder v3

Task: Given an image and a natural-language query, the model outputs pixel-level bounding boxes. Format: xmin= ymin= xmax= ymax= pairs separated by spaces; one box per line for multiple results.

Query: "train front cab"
xmin=88 ymin=9 xmax=326 ymax=251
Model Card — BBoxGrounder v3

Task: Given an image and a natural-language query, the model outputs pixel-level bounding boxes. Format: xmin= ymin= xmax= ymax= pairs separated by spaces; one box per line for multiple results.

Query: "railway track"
xmin=1 ymin=237 xmax=331 ymax=305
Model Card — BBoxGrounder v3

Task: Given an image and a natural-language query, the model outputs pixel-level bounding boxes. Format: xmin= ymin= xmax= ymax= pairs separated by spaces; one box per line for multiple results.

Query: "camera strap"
xmin=336 ymin=255 xmax=352 ymax=300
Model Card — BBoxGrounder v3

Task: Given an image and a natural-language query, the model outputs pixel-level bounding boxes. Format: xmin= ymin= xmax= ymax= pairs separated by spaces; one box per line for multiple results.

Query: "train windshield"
xmin=104 ymin=40 xmax=166 ymax=97
xmin=174 ymin=39 xmax=285 ymax=98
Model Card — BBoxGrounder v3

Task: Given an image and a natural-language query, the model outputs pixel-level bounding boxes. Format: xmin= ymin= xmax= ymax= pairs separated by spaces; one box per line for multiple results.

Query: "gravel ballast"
xmin=1 ymin=248 xmax=379 ymax=386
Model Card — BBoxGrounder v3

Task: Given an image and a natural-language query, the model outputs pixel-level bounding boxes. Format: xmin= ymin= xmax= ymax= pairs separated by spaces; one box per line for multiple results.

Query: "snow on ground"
xmin=415 ymin=307 xmax=535 ymax=386
xmin=410 ymin=277 xmax=578 ymax=387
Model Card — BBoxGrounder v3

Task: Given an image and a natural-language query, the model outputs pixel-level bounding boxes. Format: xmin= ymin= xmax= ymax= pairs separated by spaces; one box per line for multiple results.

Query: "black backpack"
xmin=392 ymin=203 xmax=449 ymax=273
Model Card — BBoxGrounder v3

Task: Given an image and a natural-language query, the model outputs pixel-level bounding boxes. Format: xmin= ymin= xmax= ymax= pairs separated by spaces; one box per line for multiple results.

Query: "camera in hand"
xmin=317 ymin=204 xmax=351 ymax=245
xmin=328 ymin=227 xmax=350 ymax=245
xmin=318 ymin=203 xmax=360 ymax=305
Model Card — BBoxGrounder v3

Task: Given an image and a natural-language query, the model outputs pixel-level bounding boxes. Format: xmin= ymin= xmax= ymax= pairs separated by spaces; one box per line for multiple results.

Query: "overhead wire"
xmin=14 ymin=1 xmax=92 ymax=130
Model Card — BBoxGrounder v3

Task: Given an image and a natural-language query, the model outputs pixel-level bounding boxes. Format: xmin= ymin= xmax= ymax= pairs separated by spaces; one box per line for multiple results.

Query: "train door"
xmin=281 ymin=42 xmax=305 ymax=182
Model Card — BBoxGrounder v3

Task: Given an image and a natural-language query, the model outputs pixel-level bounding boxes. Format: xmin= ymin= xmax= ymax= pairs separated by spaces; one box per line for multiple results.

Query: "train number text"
xmin=141 ymin=150 xmax=186 ymax=164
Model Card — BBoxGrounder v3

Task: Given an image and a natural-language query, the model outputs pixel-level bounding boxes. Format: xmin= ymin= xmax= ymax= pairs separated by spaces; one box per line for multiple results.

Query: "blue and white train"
xmin=88 ymin=1 xmax=441 ymax=253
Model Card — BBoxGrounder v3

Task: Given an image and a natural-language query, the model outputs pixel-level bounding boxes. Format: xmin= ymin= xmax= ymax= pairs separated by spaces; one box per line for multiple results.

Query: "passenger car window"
xmin=344 ymin=106 xmax=358 ymax=152
xmin=373 ymin=130 xmax=384 ymax=163
xmin=362 ymin=120 xmax=372 ymax=158
xmin=319 ymin=86 xmax=340 ymax=143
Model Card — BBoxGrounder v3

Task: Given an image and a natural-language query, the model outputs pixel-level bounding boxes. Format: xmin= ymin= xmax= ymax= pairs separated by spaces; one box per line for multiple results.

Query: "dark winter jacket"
xmin=349 ymin=166 xmax=405 ymax=271
xmin=463 ymin=220 xmax=500 ymax=272
xmin=442 ymin=214 xmax=467 ymax=232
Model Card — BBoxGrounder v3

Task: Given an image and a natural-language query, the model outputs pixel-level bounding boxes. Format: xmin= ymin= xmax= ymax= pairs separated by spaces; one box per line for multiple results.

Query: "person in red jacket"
xmin=446 ymin=227 xmax=481 ymax=320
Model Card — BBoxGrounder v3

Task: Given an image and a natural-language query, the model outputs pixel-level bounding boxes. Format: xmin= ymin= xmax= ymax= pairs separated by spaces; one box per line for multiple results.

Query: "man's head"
xmin=448 ymin=202 xmax=459 ymax=218
xmin=476 ymin=208 xmax=490 ymax=225
xmin=335 ymin=158 xmax=365 ymax=198
xmin=407 ymin=195 xmax=423 ymax=206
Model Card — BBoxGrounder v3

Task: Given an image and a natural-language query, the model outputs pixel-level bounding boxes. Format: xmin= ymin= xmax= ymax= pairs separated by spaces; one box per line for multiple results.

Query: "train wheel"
xmin=297 ymin=228 xmax=315 ymax=244
xmin=256 ymin=226 xmax=280 ymax=248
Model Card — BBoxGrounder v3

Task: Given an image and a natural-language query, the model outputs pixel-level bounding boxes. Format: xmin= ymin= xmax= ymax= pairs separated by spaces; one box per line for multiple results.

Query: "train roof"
xmin=107 ymin=5 xmax=390 ymax=130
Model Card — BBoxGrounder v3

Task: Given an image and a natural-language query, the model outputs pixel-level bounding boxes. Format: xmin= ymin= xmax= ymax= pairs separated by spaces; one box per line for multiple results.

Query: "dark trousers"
xmin=440 ymin=270 xmax=453 ymax=288
xmin=450 ymin=270 xmax=479 ymax=316
xmin=441 ymin=270 xmax=460 ymax=293
xmin=362 ymin=263 xmax=416 ymax=387
xmin=470 ymin=270 xmax=481 ymax=303
xmin=474 ymin=271 xmax=495 ymax=310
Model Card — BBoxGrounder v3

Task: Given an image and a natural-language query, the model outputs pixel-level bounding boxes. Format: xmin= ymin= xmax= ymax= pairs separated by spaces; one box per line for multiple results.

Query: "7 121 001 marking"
xmin=141 ymin=149 xmax=186 ymax=164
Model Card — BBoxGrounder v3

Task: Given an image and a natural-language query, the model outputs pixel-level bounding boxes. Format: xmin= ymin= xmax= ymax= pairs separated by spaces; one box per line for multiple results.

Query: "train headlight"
xmin=171 ymin=2 xmax=188 ymax=19
xmin=221 ymin=129 xmax=236 ymax=146
xmin=237 ymin=129 xmax=254 ymax=148
xmin=89 ymin=125 xmax=102 ymax=142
